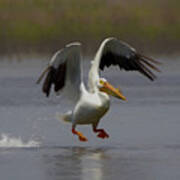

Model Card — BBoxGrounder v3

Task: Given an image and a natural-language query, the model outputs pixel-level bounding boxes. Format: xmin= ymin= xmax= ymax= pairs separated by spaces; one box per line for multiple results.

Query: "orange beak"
xmin=100 ymin=81 xmax=127 ymax=101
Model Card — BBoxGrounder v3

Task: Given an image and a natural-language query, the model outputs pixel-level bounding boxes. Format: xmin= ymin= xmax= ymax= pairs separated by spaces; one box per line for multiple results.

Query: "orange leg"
xmin=72 ymin=127 xmax=88 ymax=142
xmin=92 ymin=126 xmax=109 ymax=139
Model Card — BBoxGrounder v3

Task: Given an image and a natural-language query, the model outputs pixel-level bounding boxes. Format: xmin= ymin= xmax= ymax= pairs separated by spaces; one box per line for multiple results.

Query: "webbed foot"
xmin=92 ymin=125 xmax=109 ymax=139
xmin=97 ymin=129 xmax=109 ymax=139
xmin=72 ymin=127 xmax=88 ymax=142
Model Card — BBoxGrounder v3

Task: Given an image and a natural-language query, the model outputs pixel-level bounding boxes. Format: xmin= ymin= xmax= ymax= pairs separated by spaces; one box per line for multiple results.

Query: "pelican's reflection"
xmin=42 ymin=146 xmax=108 ymax=180
xmin=42 ymin=145 xmax=155 ymax=180
xmin=80 ymin=149 xmax=103 ymax=180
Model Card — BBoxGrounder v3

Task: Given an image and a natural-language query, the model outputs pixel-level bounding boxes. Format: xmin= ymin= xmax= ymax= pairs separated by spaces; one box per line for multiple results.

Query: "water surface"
xmin=0 ymin=57 xmax=180 ymax=180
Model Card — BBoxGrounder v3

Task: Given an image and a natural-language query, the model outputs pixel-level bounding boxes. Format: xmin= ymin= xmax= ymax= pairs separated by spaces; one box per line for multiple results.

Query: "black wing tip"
xmin=45 ymin=92 xmax=50 ymax=97
xmin=42 ymin=66 xmax=55 ymax=98
xmin=149 ymin=75 xmax=156 ymax=81
xmin=136 ymin=53 xmax=161 ymax=80
xmin=36 ymin=66 xmax=51 ymax=84
xmin=36 ymin=66 xmax=52 ymax=97
xmin=140 ymin=70 xmax=156 ymax=81
xmin=138 ymin=53 xmax=162 ymax=65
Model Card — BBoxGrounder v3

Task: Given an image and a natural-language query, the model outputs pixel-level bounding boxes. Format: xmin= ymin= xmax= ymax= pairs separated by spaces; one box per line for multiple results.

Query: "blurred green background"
xmin=0 ymin=0 xmax=179 ymax=55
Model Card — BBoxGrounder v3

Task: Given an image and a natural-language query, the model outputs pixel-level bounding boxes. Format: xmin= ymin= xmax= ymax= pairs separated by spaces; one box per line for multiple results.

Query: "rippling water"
xmin=0 ymin=57 xmax=180 ymax=180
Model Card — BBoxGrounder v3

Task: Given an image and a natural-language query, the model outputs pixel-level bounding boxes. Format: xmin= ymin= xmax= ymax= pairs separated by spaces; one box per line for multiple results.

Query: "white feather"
xmin=51 ymin=42 xmax=82 ymax=102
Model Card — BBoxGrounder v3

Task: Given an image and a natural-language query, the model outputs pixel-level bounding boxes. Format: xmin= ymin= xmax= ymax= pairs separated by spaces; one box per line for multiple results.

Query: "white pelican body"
xmin=71 ymin=83 xmax=110 ymax=125
xmin=37 ymin=37 xmax=159 ymax=141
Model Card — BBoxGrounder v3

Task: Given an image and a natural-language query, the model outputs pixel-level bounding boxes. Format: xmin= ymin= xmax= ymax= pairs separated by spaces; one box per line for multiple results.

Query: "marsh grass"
xmin=0 ymin=0 xmax=180 ymax=54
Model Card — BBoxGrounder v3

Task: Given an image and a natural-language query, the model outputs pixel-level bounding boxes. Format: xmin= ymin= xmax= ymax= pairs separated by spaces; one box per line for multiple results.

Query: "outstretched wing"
xmin=88 ymin=37 xmax=160 ymax=91
xmin=99 ymin=37 xmax=160 ymax=80
xmin=37 ymin=42 xmax=82 ymax=101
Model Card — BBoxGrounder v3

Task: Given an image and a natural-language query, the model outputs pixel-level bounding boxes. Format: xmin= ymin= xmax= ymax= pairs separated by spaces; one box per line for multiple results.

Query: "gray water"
xmin=0 ymin=57 xmax=180 ymax=180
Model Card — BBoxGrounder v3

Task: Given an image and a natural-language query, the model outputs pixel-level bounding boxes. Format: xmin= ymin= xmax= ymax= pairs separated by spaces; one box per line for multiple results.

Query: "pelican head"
xmin=98 ymin=78 xmax=126 ymax=101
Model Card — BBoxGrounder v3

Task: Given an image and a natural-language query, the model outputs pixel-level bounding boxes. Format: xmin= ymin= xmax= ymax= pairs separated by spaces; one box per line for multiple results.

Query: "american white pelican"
xmin=37 ymin=37 xmax=160 ymax=142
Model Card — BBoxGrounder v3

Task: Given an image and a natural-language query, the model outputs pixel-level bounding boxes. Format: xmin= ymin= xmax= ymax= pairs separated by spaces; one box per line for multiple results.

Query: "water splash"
xmin=0 ymin=134 xmax=41 ymax=148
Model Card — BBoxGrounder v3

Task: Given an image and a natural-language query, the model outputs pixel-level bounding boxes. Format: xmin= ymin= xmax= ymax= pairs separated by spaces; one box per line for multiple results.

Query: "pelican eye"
xmin=99 ymin=79 xmax=104 ymax=85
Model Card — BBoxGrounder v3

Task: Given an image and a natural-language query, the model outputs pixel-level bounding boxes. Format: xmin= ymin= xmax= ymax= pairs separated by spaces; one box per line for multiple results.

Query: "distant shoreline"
xmin=0 ymin=0 xmax=179 ymax=56
xmin=0 ymin=39 xmax=179 ymax=57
